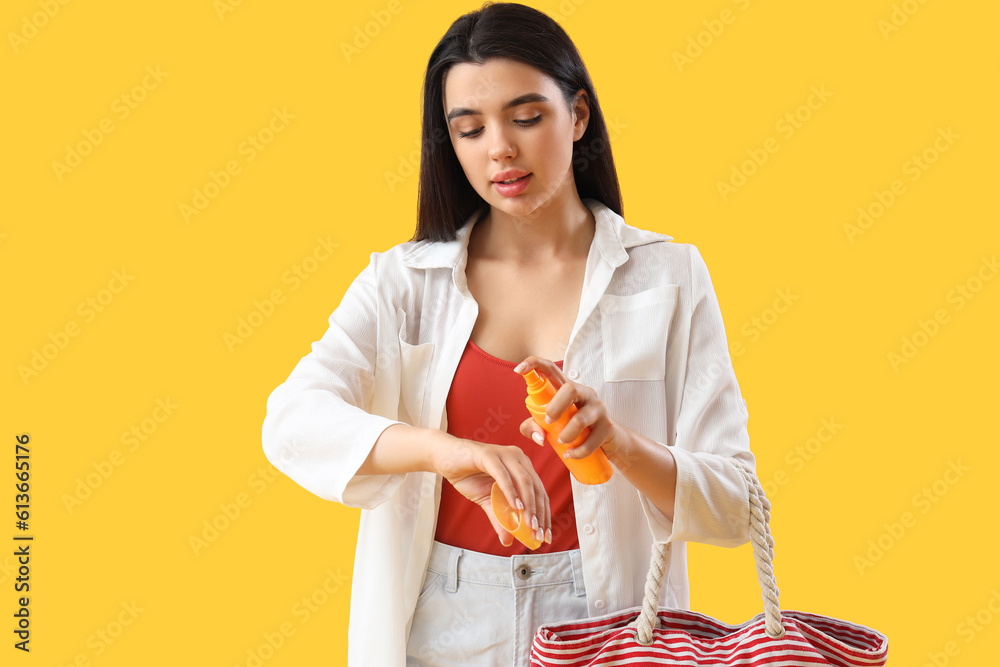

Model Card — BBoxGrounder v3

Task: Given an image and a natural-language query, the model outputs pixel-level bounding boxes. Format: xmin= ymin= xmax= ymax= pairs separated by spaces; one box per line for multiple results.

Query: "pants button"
xmin=517 ymin=565 xmax=532 ymax=579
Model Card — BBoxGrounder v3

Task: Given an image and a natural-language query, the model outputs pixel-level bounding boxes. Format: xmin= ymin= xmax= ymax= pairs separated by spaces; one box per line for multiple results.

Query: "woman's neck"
xmin=470 ymin=197 xmax=596 ymax=265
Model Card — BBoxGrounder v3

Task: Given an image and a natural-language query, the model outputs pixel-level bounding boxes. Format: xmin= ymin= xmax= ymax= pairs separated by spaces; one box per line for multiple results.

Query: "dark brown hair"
xmin=412 ymin=1 xmax=623 ymax=242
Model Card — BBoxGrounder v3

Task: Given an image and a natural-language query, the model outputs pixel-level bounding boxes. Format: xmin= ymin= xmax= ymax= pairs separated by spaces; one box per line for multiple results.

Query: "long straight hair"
xmin=412 ymin=1 xmax=623 ymax=243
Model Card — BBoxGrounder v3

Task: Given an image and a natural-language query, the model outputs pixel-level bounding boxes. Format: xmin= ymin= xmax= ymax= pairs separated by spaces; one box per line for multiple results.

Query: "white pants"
xmin=405 ymin=540 xmax=589 ymax=667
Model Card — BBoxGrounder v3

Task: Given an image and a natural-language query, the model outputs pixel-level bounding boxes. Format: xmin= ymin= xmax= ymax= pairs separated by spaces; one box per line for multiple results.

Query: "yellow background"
xmin=3 ymin=0 xmax=998 ymax=664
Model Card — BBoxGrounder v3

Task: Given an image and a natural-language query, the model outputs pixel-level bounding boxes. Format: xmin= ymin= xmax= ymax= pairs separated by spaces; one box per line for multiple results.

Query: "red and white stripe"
xmin=530 ymin=608 xmax=888 ymax=667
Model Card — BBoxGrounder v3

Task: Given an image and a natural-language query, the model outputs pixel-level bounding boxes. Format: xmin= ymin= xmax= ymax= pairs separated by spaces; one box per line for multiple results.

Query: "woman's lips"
xmin=493 ymin=173 xmax=532 ymax=197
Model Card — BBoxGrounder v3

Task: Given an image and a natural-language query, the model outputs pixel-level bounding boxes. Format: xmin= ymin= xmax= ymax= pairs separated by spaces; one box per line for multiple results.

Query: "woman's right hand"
xmin=432 ymin=434 xmax=551 ymax=546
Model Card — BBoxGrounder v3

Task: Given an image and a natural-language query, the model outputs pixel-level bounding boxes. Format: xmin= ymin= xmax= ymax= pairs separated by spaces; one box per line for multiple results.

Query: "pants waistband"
xmin=426 ymin=539 xmax=587 ymax=596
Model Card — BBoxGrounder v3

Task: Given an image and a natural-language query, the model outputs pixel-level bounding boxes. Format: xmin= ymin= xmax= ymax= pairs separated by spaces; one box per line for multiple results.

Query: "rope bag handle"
xmin=632 ymin=457 xmax=785 ymax=644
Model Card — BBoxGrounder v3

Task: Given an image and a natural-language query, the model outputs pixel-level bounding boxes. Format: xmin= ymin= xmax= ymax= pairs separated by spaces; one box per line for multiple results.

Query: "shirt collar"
xmin=401 ymin=198 xmax=672 ymax=271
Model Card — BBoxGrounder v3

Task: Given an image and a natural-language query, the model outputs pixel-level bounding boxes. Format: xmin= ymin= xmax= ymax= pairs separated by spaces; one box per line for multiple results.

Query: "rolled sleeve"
xmin=645 ymin=244 xmax=756 ymax=547
xmin=261 ymin=252 xmax=407 ymax=509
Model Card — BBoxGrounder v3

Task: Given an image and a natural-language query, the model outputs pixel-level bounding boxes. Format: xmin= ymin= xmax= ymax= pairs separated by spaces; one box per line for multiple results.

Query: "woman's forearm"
xmin=358 ymin=423 xmax=448 ymax=476
xmin=606 ymin=425 xmax=678 ymax=523
xmin=359 ymin=423 xmax=551 ymax=540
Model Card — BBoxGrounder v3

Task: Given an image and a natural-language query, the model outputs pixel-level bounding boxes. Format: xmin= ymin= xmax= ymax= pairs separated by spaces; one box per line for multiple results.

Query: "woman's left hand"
xmin=512 ymin=356 xmax=627 ymax=460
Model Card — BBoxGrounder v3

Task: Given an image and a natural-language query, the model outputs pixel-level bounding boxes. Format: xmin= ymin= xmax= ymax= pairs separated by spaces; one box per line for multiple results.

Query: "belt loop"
xmin=446 ymin=547 xmax=463 ymax=593
xmin=569 ymin=549 xmax=586 ymax=597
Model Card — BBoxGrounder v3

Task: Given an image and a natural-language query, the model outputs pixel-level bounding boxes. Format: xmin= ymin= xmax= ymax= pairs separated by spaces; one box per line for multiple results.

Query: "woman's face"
xmin=442 ymin=58 xmax=589 ymax=220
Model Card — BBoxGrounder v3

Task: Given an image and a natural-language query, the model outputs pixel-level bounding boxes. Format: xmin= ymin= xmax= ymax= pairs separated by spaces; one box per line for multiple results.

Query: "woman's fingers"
xmin=555 ymin=401 xmax=602 ymax=454
xmin=480 ymin=444 xmax=546 ymax=536
xmin=547 ymin=380 xmax=596 ymax=432
xmin=538 ymin=469 xmax=552 ymax=543
xmin=519 ymin=417 xmax=546 ymax=446
xmin=510 ymin=452 xmax=547 ymax=543
xmin=508 ymin=450 xmax=548 ymax=544
xmin=480 ymin=452 xmax=522 ymax=516
xmin=563 ymin=418 xmax=614 ymax=459
xmin=514 ymin=356 xmax=567 ymax=387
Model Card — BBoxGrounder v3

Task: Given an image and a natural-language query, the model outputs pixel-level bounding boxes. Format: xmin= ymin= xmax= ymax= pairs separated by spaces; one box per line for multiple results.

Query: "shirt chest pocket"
xmin=598 ymin=284 xmax=679 ymax=382
xmin=397 ymin=307 xmax=434 ymax=425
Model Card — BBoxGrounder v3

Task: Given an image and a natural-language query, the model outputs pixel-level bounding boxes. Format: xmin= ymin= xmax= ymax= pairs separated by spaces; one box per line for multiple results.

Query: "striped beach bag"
xmin=530 ymin=459 xmax=889 ymax=666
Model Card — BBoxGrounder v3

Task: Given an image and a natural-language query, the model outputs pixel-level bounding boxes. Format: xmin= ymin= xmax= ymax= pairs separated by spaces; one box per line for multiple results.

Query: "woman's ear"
xmin=572 ymin=89 xmax=590 ymax=141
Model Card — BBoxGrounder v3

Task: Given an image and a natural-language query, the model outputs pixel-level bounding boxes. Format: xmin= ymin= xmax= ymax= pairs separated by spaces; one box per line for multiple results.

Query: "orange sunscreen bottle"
xmin=522 ymin=369 xmax=613 ymax=485
xmin=490 ymin=482 xmax=542 ymax=550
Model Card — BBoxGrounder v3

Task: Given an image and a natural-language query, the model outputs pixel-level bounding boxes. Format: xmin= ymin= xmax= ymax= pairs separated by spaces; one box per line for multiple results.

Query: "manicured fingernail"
xmin=531 ymin=432 xmax=544 ymax=445
xmin=557 ymin=435 xmax=566 ymax=444
xmin=545 ymin=529 xmax=552 ymax=544
xmin=516 ymin=497 xmax=524 ymax=511
xmin=513 ymin=362 xmax=526 ymax=373
xmin=563 ymin=451 xmax=572 ymax=459
xmin=537 ymin=528 xmax=545 ymax=542
xmin=544 ymin=415 xmax=554 ymax=424
xmin=532 ymin=515 xmax=539 ymax=531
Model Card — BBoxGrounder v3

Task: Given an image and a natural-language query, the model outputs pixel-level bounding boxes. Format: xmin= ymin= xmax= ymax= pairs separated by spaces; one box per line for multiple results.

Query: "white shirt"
xmin=261 ymin=198 xmax=756 ymax=666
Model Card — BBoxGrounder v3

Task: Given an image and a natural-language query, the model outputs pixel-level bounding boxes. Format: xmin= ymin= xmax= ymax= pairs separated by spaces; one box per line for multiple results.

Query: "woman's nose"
xmin=487 ymin=126 xmax=516 ymax=161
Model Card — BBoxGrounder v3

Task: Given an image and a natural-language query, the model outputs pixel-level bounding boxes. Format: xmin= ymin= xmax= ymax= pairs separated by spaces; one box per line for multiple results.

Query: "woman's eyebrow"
xmin=446 ymin=92 xmax=550 ymax=123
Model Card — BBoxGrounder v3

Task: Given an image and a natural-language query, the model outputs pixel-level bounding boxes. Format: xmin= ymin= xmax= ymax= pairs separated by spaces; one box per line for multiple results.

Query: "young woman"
xmin=262 ymin=3 xmax=756 ymax=665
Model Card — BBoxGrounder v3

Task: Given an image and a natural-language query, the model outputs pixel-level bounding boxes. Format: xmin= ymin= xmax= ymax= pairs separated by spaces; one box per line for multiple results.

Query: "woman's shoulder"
xmin=626 ymin=238 xmax=711 ymax=287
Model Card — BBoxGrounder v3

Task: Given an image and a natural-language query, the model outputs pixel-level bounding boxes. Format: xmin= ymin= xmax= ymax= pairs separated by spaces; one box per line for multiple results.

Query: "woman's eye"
xmin=457 ymin=115 xmax=542 ymax=139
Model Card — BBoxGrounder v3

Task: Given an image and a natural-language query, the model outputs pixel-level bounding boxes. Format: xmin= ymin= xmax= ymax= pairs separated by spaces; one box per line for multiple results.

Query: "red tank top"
xmin=434 ymin=338 xmax=579 ymax=555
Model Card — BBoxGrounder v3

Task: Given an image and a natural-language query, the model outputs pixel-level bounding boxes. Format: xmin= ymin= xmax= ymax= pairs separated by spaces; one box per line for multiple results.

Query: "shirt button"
xmin=595 ymin=599 xmax=605 ymax=610
xmin=568 ymin=369 xmax=579 ymax=379
xmin=583 ymin=523 xmax=595 ymax=535
xmin=517 ymin=565 xmax=532 ymax=580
